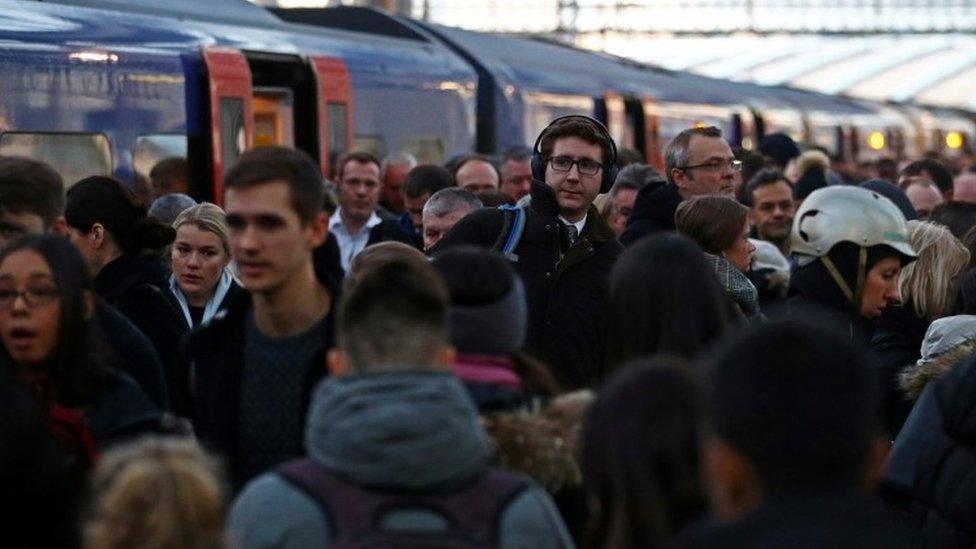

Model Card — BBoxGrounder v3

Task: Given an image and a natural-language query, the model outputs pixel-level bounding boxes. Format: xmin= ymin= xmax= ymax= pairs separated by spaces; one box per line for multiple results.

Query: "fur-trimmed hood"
xmin=481 ymin=390 xmax=593 ymax=493
xmin=899 ymin=315 xmax=976 ymax=400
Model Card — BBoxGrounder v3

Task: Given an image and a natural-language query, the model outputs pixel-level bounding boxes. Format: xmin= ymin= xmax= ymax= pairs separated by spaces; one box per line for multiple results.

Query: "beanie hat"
xmin=794 ymin=167 xmax=828 ymax=202
xmin=860 ymin=179 xmax=918 ymax=221
xmin=431 ymin=247 xmax=527 ymax=356
xmin=757 ymin=133 xmax=800 ymax=168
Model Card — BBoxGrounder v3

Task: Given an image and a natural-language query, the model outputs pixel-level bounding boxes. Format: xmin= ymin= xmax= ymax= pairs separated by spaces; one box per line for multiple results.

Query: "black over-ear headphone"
xmin=530 ymin=115 xmax=619 ymax=194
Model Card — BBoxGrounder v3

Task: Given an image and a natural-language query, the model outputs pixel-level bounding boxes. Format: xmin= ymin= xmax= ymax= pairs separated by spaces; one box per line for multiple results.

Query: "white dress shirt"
xmin=329 ymin=208 xmax=383 ymax=273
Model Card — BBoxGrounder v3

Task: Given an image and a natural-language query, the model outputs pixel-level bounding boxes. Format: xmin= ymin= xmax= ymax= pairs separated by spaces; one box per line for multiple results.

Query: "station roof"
xmin=593 ymin=33 xmax=976 ymax=111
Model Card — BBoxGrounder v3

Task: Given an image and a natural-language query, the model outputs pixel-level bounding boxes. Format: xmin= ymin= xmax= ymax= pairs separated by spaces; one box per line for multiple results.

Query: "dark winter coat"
xmin=789 ymin=258 xmax=876 ymax=344
xmin=667 ymin=492 xmax=929 ymax=549
xmin=435 ymin=181 xmax=622 ymax=389
xmin=883 ymin=345 xmax=976 ymax=547
xmin=869 ymin=304 xmax=931 ymax=437
xmin=92 ymin=298 xmax=169 ymax=411
xmin=88 ymin=372 xmax=162 ymax=447
xmin=312 ymin=232 xmax=345 ymax=281
xmin=95 ymin=254 xmax=185 ymax=382
xmin=181 ymin=272 xmax=338 ymax=488
xmin=619 ymin=180 xmax=682 ymax=246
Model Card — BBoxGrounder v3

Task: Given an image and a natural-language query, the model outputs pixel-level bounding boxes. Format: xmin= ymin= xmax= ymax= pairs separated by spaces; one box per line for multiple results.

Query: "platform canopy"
xmin=585 ymin=33 xmax=976 ymax=111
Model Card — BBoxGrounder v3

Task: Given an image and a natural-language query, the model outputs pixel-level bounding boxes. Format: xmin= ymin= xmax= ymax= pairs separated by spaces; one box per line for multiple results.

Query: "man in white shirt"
xmin=329 ymin=151 xmax=413 ymax=273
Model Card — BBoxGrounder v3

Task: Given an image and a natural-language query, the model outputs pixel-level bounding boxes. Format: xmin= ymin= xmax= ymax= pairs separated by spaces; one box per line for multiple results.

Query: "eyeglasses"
xmin=548 ymin=156 xmax=603 ymax=176
xmin=679 ymin=159 xmax=743 ymax=174
xmin=0 ymin=286 xmax=60 ymax=310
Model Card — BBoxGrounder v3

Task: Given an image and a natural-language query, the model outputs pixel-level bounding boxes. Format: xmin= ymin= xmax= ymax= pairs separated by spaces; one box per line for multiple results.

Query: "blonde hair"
xmin=172 ymin=202 xmax=231 ymax=256
xmin=899 ymin=220 xmax=970 ymax=318
xmin=85 ymin=437 xmax=226 ymax=549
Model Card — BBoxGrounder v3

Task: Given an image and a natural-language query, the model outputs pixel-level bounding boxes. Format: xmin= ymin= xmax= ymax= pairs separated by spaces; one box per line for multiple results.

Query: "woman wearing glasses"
xmin=0 ymin=235 xmax=159 ymax=468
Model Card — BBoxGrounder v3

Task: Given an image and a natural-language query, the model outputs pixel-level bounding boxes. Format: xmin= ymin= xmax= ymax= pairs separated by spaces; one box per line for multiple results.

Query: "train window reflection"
xmin=327 ymin=102 xmax=348 ymax=158
xmin=0 ymin=132 xmax=111 ymax=187
xmin=133 ymin=135 xmax=187 ymax=183
xmin=219 ymin=98 xmax=245 ymax=171
xmin=398 ymin=136 xmax=444 ymax=165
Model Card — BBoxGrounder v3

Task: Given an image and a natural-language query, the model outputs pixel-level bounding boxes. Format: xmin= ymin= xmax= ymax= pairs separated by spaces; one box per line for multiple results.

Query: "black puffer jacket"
xmin=435 ymin=181 xmax=622 ymax=389
xmin=870 ymin=304 xmax=931 ymax=436
xmin=619 ymin=180 xmax=682 ymax=246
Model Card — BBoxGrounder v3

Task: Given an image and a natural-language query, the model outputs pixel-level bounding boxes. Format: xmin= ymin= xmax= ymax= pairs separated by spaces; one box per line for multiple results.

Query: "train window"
xmin=354 ymin=135 xmax=386 ymax=160
xmin=133 ymin=135 xmax=187 ymax=183
xmin=219 ymin=98 xmax=246 ymax=172
xmin=398 ymin=136 xmax=444 ymax=165
xmin=0 ymin=133 xmax=111 ymax=188
xmin=327 ymin=102 xmax=349 ymax=158
xmin=253 ymin=88 xmax=295 ymax=148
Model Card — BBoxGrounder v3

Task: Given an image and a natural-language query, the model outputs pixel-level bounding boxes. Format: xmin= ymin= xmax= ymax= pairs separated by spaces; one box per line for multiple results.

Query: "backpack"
xmin=491 ymin=204 xmax=526 ymax=262
xmin=276 ymin=458 xmax=529 ymax=548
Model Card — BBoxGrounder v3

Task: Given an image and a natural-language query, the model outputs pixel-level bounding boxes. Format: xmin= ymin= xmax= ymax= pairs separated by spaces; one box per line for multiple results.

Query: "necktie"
xmin=565 ymin=224 xmax=578 ymax=246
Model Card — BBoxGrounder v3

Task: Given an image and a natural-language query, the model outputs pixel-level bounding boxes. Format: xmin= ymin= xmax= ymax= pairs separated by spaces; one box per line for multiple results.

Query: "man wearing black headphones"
xmin=435 ymin=116 xmax=622 ymax=389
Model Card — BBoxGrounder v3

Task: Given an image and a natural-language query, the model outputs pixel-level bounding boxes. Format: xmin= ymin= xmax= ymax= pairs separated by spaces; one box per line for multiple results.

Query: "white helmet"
xmin=792 ymin=186 xmax=916 ymax=262
xmin=792 ymin=185 xmax=916 ymax=305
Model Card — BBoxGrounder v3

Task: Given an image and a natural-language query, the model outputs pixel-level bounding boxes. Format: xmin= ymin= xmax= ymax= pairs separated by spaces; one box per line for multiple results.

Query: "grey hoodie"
xmin=229 ymin=371 xmax=575 ymax=549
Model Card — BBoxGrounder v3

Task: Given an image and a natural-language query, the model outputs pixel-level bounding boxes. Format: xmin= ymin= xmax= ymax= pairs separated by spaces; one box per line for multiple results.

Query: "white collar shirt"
xmin=329 ymin=208 xmax=383 ymax=274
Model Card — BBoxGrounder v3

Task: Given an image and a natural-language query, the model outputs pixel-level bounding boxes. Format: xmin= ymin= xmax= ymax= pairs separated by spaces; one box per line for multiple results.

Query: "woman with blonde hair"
xmin=871 ymin=220 xmax=970 ymax=436
xmin=168 ymin=202 xmax=241 ymax=331
xmin=86 ymin=436 xmax=226 ymax=549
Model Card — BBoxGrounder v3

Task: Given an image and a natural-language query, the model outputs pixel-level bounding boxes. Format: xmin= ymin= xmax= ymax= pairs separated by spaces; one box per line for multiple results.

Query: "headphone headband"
xmin=530 ymin=115 xmax=619 ymax=193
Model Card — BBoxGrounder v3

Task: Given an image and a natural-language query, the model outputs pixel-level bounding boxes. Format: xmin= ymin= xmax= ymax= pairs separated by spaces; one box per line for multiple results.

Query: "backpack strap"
xmin=491 ymin=204 xmax=526 ymax=262
xmin=275 ymin=458 xmax=529 ymax=546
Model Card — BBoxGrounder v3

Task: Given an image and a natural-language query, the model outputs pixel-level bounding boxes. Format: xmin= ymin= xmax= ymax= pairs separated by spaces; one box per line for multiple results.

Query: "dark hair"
xmin=582 ymin=359 xmax=706 ymax=549
xmin=0 ymin=234 xmax=108 ymax=408
xmin=954 ymin=267 xmax=976 ymax=315
xmin=0 ymin=156 xmax=65 ymax=227
xmin=742 ymin=168 xmax=791 ymax=208
xmin=604 ymin=234 xmax=736 ymax=372
xmin=664 ymin=126 xmax=723 ymax=185
xmin=616 ymin=147 xmax=645 ymax=168
xmin=675 ymin=195 xmax=749 ymax=254
xmin=338 ymin=259 xmax=449 ymax=372
xmin=901 ymin=158 xmax=953 ymax=196
xmin=502 ymin=146 xmax=532 ymax=163
xmin=404 ymin=164 xmax=454 ymax=199
xmin=336 ymin=150 xmax=381 ymax=181
xmin=733 ymin=147 xmax=765 ymax=203
xmin=222 ymin=146 xmax=325 ymax=224
xmin=148 ymin=157 xmax=189 ymax=195
xmin=611 ymin=163 xmax=664 ymax=197
xmin=930 ymin=201 xmax=976 ymax=240
xmin=65 ymin=176 xmax=175 ymax=255
xmin=539 ymin=117 xmax=614 ymax=165
xmin=706 ymin=319 xmax=877 ymax=495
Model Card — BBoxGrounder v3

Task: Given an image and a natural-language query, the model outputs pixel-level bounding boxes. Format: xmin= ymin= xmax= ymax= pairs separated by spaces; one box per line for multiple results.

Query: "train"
xmin=0 ymin=0 xmax=972 ymax=204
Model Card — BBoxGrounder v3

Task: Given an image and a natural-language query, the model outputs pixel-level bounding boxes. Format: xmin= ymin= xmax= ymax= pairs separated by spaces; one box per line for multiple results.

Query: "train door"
xmin=195 ymin=47 xmax=254 ymax=203
xmin=308 ymin=56 xmax=353 ymax=180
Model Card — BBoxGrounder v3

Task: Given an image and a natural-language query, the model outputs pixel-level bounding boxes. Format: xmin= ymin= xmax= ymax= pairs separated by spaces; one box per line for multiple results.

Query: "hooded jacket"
xmin=619 ymin=180 xmax=683 ymax=246
xmin=435 ymin=181 xmax=621 ymax=389
xmin=228 ymin=372 xmax=574 ymax=549
xmin=887 ymin=354 xmax=976 ymax=547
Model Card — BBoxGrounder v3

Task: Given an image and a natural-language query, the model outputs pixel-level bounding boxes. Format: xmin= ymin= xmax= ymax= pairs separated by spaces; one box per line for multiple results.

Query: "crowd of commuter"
xmin=6 ymin=112 xmax=976 ymax=548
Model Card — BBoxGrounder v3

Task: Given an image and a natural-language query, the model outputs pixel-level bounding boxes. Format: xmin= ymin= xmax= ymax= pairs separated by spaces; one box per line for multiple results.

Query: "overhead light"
xmin=868 ymin=131 xmax=885 ymax=151
xmin=69 ymin=51 xmax=119 ymax=63
xmin=946 ymin=131 xmax=964 ymax=150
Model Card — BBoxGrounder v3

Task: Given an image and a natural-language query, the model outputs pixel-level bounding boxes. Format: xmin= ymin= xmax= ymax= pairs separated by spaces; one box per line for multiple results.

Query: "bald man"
xmin=905 ymin=179 xmax=944 ymax=219
xmin=455 ymin=156 xmax=499 ymax=196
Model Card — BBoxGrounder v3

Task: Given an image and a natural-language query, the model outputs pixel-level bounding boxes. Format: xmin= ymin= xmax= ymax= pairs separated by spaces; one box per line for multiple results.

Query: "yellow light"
xmin=693 ymin=121 xmax=706 ymax=129
xmin=868 ymin=131 xmax=885 ymax=151
xmin=946 ymin=131 xmax=964 ymax=150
